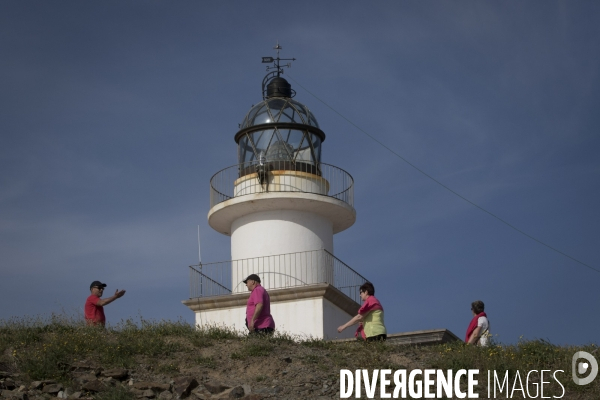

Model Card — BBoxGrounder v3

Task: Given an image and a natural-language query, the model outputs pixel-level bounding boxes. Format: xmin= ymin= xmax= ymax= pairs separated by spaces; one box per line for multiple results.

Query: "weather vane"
xmin=261 ymin=42 xmax=296 ymax=99
xmin=262 ymin=41 xmax=296 ymax=77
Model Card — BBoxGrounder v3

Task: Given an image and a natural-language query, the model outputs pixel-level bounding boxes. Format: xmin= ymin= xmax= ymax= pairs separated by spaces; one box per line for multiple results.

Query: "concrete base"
xmin=182 ymin=283 xmax=360 ymax=340
xmin=331 ymin=328 xmax=461 ymax=345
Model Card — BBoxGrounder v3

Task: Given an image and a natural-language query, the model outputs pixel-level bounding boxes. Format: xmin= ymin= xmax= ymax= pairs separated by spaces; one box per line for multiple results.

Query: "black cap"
xmin=242 ymin=274 xmax=261 ymax=284
xmin=90 ymin=281 xmax=107 ymax=289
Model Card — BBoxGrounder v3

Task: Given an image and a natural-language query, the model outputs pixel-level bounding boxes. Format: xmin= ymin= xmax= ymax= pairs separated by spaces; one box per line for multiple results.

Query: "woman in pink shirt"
xmin=338 ymin=282 xmax=387 ymax=341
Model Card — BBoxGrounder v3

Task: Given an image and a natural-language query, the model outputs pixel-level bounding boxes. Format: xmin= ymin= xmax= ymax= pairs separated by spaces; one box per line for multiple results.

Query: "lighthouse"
xmin=183 ymin=46 xmax=369 ymax=339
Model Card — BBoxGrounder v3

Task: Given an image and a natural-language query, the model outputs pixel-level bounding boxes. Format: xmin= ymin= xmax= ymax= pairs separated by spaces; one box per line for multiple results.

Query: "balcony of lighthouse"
xmin=207 ymin=159 xmax=356 ymax=247
xmin=209 ymin=160 xmax=354 ymax=210
xmin=188 ymin=249 xmax=368 ymax=304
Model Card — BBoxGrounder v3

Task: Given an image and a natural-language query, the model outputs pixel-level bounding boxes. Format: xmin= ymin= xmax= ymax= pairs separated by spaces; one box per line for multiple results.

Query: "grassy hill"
xmin=1 ymin=316 xmax=598 ymax=399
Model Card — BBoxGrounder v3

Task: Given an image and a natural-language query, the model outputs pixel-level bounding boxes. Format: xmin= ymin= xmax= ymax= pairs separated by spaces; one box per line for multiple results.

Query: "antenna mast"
xmin=197 ymin=225 xmax=202 ymax=265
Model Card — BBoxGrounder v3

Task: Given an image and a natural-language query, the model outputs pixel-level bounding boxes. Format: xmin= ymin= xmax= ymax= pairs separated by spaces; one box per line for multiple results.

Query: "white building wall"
xmin=230 ymin=209 xmax=334 ymax=291
xmin=231 ymin=209 xmax=333 ymax=258
xmin=323 ymin=298 xmax=357 ymax=340
xmin=195 ymin=296 xmax=355 ymax=340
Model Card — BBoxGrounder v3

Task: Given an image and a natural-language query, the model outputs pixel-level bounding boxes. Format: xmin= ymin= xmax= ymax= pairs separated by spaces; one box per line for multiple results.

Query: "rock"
xmin=253 ymin=386 xmax=282 ymax=396
xmin=203 ymin=382 xmax=228 ymax=395
xmin=132 ymin=382 xmax=170 ymax=392
xmin=81 ymin=380 xmax=105 ymax=393
xmin=131 ymin=389 xmax=148 ymax=398
xmin=190 ymin=386 xmax=211 ymax=400
xmin=3 ymin=379 xmax=16 ymax=390
xmin=72 ymin=374 xmax=98 ymax=385
xmin=101 ymin=369 xmax=128 ymax=380
xmin=142 ymin=389 xmax=155 ymax=398
xmin=68 ymin=392 xmax=82 ymax=399
xmin=1 ymin=390 xmax=29 ymax=400
xmin=227 ymin=387 xmax=244 ymax=399
xmin=152 ymin=383 xmax=171 ymax=392
xmin=211 ymin=388 xmax=234 ymax=399
xmin=240 ymin=395 xmax=263 ymax=400
xmin=211 ymin=386 xmax=248 ymax=399
xmin=157 ymin=391 xmax=173 ymax=400
xmin=172 ymin=377 xmax=198 ymax=399
xmin=282 ymin=357 xmax=292 ymax=363
xmin=132 ymin=382 xmax=151 ymax=390
xmin=241 ymin=385 xmax=251 ymax=395
xmin=29 ymin=382 xmax=43 ymax=391
xmin=71 ymin=361 xmax=91 ymax=370
xmin=42 ymin=384 xmax=63 ymax=394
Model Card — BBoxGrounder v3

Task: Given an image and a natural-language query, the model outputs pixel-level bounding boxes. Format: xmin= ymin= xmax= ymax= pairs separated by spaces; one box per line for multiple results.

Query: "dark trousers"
xmin=251 ymin=327 xmax=274 ymax=335
xmin=366 ymin=334 xmax=387 ymax=342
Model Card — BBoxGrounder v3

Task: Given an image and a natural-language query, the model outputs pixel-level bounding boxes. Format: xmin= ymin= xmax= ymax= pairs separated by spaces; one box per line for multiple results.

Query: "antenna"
xmin=197 ymin=225 xmax=202 ymax=265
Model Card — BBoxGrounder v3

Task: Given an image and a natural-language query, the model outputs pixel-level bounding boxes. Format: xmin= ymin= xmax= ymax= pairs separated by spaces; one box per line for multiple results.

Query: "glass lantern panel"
xmin=295 ymin=146 xmax=313 ymax=163
xmin=266 ymin=139 xmax=294 ymax=161
xmin=310 ymin=133 xmax=322 ymax=162
xmin=242 ymin=103 xmax=262 ymax=127
xmin=238 ymin=135 xmax=257 ymax=164
xmin=250 ymin=129 xmax=275 ymax=156
xmin=241 ymin=99 xmax=320 ymax=128
xmin=266 ymin=98 xmax=286 ymax=112
xmin=288 ymin=102 xmax=309 ymax=125
xmin=276 ymin=106 xmax=296 ymax=124
xmin=279 ymin=129 xmax=305 ymax=155
xmin=251 ymin=107 xmax=274 ymax=125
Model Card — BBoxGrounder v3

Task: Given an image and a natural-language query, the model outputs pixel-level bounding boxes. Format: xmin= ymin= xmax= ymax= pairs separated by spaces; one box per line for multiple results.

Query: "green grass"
xmin=193 ymin=355 xmax=216 ymax=369
xmin=1 ymin=316 xmax=240 ymax=380
xmin=427 ymin=338 xmax=600 ymax=398
xmin=2 ymin=316 xmax=598 ymax=399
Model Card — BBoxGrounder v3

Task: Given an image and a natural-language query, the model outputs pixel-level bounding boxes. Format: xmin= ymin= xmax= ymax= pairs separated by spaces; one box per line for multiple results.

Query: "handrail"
xmin=209 ymin=161 xmax=354 ymax=208
xmin=188 ymin=249 xmax=367 ymax=304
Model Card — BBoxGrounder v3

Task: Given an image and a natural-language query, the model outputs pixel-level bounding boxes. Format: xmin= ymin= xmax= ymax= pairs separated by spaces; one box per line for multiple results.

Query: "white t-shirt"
xmin=477 ymin=316 xmax=490 ymax=346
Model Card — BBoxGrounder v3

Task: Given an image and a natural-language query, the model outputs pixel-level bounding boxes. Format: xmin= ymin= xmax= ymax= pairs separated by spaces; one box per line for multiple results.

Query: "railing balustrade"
xmin=189 ymin=249 xmax=367 ymax=304
xmin=209 ymin=161 xmax=354 ymax=209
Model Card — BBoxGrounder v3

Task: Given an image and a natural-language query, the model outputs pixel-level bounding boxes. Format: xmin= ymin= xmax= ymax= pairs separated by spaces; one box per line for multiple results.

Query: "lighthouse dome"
xmin=240 ymin=97 xmax=319 ymax=129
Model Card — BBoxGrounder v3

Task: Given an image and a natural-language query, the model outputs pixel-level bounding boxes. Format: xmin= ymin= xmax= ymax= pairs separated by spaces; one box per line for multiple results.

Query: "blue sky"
xmin=1 ymin=2 xmax=599 ymax=345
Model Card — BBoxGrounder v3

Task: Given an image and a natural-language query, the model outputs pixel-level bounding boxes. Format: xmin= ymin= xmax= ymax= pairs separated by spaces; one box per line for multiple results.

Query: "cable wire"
xmin=286 ymin=74 xmax=599 ymax=275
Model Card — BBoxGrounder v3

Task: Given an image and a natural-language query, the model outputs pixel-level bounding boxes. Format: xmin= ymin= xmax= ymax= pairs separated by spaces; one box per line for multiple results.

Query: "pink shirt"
xmin=84 ymin=295 xmax=106 ymax=325
xmin=358 ymin=295 xmax=384 ymax=315
xmin=246 ymin=285 xmax=275 ymax=329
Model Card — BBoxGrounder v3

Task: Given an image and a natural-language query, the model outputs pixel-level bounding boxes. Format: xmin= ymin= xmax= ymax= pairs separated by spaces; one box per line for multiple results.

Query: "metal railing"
xmin=209 ymin=160 xmax=354 ymax=209
xmin=189 ymin=249 xmax=368 ymax=304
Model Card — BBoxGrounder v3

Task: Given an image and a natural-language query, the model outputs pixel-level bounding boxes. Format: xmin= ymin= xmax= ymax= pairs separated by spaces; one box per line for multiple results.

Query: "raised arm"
xmin=97 ymin=289 xmax=126 ymax=306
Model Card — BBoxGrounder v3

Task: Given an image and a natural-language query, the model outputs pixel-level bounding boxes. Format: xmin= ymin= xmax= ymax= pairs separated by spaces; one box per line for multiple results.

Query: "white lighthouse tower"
xmin=183 ymin=47 xmax=369 ymax=339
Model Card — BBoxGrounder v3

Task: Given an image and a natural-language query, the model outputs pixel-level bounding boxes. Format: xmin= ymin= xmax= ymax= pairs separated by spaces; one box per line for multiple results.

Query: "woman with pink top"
xmin=337 ymin=282 xmax=387 ymax=341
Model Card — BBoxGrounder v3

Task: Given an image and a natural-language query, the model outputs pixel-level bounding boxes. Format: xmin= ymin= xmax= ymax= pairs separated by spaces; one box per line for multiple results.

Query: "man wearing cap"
xmin=84 ymin=281 xmax=126 ymax=326
xmin=243 ymin=274 xmax=275 ymax=334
